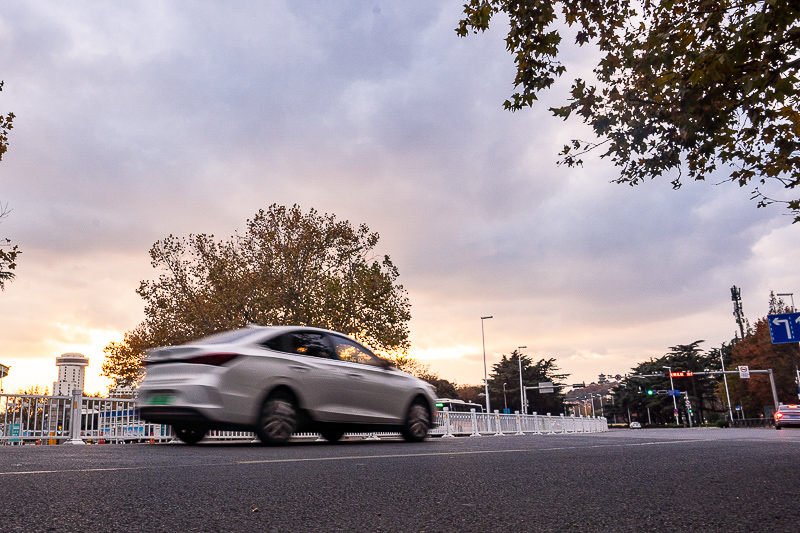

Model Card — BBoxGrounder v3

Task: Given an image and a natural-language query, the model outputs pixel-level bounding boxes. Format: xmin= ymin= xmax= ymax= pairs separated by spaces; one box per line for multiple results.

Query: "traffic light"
xmin=647 ymin=389 xmax=654 ymax=395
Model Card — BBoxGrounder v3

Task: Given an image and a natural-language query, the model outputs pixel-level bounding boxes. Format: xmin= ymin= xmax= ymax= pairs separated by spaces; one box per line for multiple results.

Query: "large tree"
xmin=727 ymin=315 xmax=800 ymax=417
xmin=457 ymin=2 xmax=800 ymax=220
xmin=610 ymin=341 xmax=725 ymax=424
xmin=487 ymin=350 xmax=569 ymax=414
xmin=102 ymin=204 xmax=411 ymax=387
xmin=1 ymin=81 xmax=19 ymax=290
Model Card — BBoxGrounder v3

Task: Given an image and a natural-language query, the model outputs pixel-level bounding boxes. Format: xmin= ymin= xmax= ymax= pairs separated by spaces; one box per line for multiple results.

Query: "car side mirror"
xmin=377 ymin=358 xmax=396 ymax=370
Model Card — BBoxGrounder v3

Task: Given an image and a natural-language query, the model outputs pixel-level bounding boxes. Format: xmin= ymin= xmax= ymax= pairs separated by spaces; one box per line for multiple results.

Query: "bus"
xmin=435 ymin=398 xmax=484 ymax=413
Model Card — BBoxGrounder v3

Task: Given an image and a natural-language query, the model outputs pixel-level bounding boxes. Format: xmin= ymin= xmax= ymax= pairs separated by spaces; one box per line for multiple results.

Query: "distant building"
xmin=53 ymin=352 xmax=89 ymax=396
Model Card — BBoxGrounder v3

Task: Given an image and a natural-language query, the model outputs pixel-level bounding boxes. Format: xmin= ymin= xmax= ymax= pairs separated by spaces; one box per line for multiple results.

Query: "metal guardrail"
xmin=731 ymin=418 xmax=775 ymax=428
xmin=430 ymin=409 xmax=608 ymax=437
xmin=0 ymin=392 xmax=608 ymax=445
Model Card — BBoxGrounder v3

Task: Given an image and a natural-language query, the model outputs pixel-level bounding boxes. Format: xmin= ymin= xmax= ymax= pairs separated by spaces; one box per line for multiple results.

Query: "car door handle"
xmin=289 ymin=365 xmax=309 ymax=373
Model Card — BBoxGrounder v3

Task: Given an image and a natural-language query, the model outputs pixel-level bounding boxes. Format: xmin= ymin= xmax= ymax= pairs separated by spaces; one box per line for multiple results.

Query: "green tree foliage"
xmin=457 ymin=2 xmax=800 ymax=220
xmin=0 ymin=81 xmax=19 ymax=290
xmin=102 ymin=204 xmax=411 ymax=387
xmin=0 ymin=203 xmax=20 ymax=290
xmin=455 ymin=383 xmax=484 ymax=404
xmin=728 ymin=316 xmax=800 ymax=416
xmin=610 ymin=341 xmax=724 ymax=424
xmin=487 ymin=350 xmax=569 ymax=414
xmin=392 ymin=354 xmax=459 ymax=398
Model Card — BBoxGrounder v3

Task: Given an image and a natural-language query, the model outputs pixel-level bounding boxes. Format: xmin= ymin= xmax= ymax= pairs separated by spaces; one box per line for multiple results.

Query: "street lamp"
xmin=719 ymin=343 xmax=734 ymax=422
xmin=481 ymin=316 xmax=493 ymax=414
xmin=595 ymin=393 xmax=604 ymax=417
xmin=663 ymin=365 xmax=679 ymax=425
xmin=777 ymin=292 xmax=795 ymax=311
xmin=518 ymin=346 xmax=527 ymax=414
xmin=503 ymin=383 xmax=508 ymax=411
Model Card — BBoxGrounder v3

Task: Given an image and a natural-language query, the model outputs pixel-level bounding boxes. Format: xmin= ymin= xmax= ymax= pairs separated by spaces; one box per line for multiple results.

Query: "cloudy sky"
xmin=1 ymin=1 xmax=798 ymax=395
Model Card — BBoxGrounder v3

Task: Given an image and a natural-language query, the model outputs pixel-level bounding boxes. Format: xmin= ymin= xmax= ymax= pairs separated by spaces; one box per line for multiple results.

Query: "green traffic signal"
xmin=647 ymin=389 xmax=654 ymax=395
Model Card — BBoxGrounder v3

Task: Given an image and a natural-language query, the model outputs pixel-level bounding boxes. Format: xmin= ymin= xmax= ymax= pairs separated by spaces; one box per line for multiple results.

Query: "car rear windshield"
xmin=189 ymin=328 xmax=266 ymax=345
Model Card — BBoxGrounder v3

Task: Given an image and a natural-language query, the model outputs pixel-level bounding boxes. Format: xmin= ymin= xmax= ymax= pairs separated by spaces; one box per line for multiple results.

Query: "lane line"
xmin=0 ymin=439 xmax=701 ymax=476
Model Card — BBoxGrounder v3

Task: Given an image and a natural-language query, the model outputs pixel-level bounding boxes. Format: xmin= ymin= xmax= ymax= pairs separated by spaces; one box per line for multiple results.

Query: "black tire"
xmin=776 ymin=425 xmax=783 ymax=430
xmin=174 ymin=427 xmax=207 ymax=445
xmin=319 ymin=426 xmax=346 ymax=443
xmin=401 ymin=401 xmax=431 ymax=442
xmin=256 ymin=392 xmax=298 ymax=445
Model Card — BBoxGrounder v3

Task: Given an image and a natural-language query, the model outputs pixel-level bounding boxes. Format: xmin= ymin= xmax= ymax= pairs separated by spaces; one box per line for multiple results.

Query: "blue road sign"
xmin=768 ymin=312 xmax=800 ymax=344
xmin=667 ymin=390 xmax=681 ymax=396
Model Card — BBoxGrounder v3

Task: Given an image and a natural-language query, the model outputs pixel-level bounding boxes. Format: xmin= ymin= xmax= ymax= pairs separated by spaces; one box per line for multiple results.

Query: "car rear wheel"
xmin=776 ymin=425 xmax=783 ymax=430
xmin=174 ymin=427 xmax=207 ymax=445
xmin=319 ymin=426 xmax=346 ymax=443
xmin=401 ymin=401 xmax=430 ymax=442
xmin=256 ymin=392 xmax=298 ymax=445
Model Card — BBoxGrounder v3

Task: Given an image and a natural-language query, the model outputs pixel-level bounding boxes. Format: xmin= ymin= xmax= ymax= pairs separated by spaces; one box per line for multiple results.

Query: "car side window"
xmin=329 ymin=336 xmax=382 ymax=367
xmin=264 ymin=332 xmax=336 ymax=359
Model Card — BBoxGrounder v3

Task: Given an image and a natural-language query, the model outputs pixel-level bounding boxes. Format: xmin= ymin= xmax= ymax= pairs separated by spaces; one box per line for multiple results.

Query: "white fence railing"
xmin=0 ymin=392 xmax=607 ymax=445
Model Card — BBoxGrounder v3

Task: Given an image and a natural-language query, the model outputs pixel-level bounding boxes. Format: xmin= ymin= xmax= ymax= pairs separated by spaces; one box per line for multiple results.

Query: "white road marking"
xmin=0 ymin=439 xmax=702 ymax=476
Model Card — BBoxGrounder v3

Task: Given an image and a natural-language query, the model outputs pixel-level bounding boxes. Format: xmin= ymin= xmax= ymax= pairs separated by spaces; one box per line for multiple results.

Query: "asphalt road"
xmin=1 ymin=428 xmax=799 ymax=532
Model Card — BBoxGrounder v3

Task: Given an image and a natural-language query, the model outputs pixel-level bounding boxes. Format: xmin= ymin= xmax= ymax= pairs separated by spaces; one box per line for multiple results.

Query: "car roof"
xmin=187 ymin=325 xmax=362 ymax=346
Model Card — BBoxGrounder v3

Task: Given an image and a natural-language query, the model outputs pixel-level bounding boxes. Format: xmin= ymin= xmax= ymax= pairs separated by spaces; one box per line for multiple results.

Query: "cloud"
xmin=0 ymin=0 xmax=797 ymax=391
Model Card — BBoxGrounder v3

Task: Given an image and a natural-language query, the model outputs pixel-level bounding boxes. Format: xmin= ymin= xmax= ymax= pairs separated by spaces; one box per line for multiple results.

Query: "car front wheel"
xmin=401 ymin=401 xmax=430 ymax=442
xmin=174 ymin=427 xmax=207 ymax=445
xmin=256 ymin=393 xmax=298 ymax=445
xmin=319 ymin=426 xmax=346 ymax=443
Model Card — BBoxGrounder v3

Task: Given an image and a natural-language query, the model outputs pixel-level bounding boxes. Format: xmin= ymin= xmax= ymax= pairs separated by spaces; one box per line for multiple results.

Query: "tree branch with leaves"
xmin=458 ymin=1 xmax=800 ymax=220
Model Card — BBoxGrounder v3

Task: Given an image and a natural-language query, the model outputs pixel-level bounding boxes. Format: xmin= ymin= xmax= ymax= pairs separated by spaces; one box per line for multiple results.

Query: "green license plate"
xmin=148 ymin=395 xmax=175 ymax=406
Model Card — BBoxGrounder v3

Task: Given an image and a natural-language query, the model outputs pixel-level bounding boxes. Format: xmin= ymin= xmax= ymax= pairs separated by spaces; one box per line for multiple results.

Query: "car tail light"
xmin=776 ymin=412 xmax=785 ymax=420
xmin=183 ymin=353 xmax=241 ymax=366
xmin=787 ymin=405 xmax=799 ymax=409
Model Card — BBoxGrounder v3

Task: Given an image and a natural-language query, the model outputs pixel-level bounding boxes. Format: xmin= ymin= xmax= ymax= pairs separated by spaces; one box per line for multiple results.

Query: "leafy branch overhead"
xmin=458 ymin=1 xmax=800 ymax=221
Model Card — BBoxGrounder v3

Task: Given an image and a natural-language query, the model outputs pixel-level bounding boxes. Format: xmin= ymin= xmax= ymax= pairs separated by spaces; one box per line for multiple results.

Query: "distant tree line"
xmin=608 ymin=293 xmax=800 ymax=424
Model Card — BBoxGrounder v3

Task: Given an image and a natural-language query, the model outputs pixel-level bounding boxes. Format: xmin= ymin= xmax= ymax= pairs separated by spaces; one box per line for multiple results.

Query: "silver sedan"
xmin=138 ymin=326 xmax=437 ymax=445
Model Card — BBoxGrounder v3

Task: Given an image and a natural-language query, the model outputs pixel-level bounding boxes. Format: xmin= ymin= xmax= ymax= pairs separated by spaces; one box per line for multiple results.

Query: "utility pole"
xmin=720 ymin=343 xmax=734 ymax=422
xmin=731 ymin=285 xmax=746 ymax=339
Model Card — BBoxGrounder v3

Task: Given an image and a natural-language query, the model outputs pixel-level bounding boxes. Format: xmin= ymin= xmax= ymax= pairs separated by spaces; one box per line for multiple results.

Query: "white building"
xmin=53 ymin=352 xmax=89 ymax=396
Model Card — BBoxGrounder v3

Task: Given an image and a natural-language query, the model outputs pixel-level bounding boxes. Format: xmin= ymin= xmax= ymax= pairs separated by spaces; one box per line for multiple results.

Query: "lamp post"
xmin=663 ymin=365 xmax=679 ymax=425
xmin=719 ymin=343 xmax=734 ymax=422
xmin=518 ymin=346 xmax=527 ymax=414
xmin=777 ymin=292 xmax=795 ymax=311
xmin=481 ymin=316 xmax=493 ymax=414
xmin=503 ymin=383 xmax=508 ymax=411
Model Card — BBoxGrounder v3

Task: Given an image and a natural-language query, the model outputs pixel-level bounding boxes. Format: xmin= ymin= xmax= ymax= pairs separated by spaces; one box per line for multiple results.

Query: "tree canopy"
xmin=610 ymin=341 xmax=725 ymax=425
xmin=102 ymin=204 xmax=411 ymax=387
xmin=0 ymin=81 xmax=19 ymax=290
xmin=487 ymin=350 xmax=569 ymax=414
xmin=457 ymin=2 xmax=800 ymax=221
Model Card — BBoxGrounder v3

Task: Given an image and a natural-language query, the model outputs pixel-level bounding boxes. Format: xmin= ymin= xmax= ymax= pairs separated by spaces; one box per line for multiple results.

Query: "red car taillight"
xmin=183 ymin=353 xmax=241 ymax=366
xmin=776 ymin=412 xmax=785 ymax=420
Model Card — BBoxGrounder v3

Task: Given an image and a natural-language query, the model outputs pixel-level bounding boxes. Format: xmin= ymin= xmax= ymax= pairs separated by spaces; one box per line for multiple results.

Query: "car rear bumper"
xmin=139 ymin=406 xmax=211 ymax=425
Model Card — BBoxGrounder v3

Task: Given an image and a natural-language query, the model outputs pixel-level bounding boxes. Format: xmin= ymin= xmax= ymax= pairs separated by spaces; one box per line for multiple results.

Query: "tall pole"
xmin=481 ymin=316 xmax=493 ymax=415
xmin=518 ymin=346 xmax=527 ymax=414
xmin=664 ymin=365 xmax=679 ymax=425
xmin=720 ymin=343 xmax=734 ymax=422
xmin=731 ymin=285 xmax=746 ymax=339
